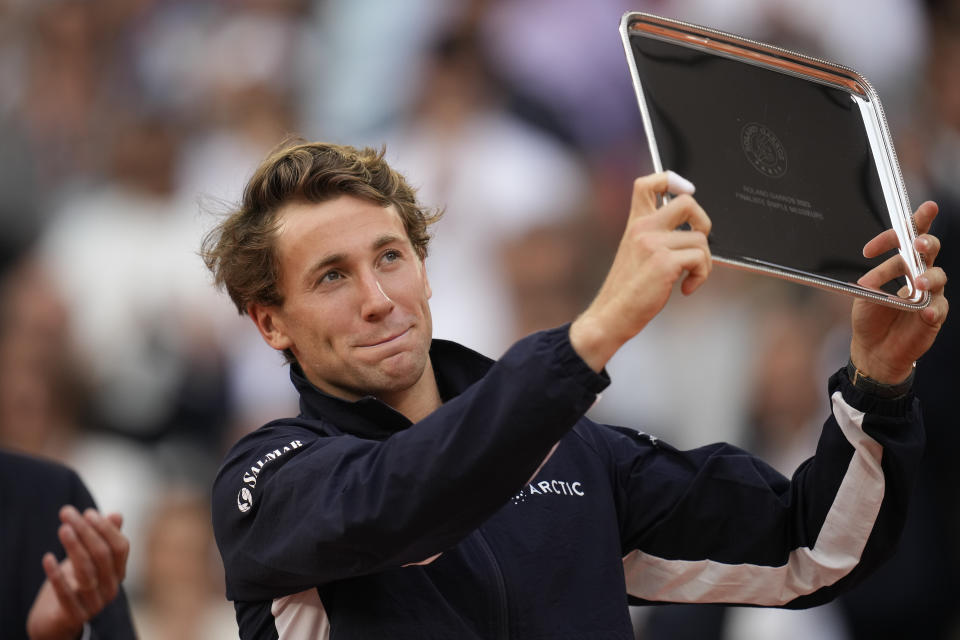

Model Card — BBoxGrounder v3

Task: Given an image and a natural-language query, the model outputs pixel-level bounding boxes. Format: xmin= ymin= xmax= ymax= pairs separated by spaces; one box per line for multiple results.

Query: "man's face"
xmin=252 ymin=196 xmax=433 ymax=404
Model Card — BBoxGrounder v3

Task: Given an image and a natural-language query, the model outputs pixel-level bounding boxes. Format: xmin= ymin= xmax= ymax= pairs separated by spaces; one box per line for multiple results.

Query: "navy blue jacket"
xmin=212 ymin=326 xmax=924 ymax=639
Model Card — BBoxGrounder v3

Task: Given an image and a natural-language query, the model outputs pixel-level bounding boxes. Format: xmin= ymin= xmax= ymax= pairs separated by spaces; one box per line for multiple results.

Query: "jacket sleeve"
xmin=602 ymin=367 xmax=924 ymax=608
xmin=213 ymin=326 xmax=608 ymax=601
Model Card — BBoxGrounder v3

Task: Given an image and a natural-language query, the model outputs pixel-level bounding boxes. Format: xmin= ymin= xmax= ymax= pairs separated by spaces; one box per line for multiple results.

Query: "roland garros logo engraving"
xmin=741 ymin=122 xmax=788 ymax=178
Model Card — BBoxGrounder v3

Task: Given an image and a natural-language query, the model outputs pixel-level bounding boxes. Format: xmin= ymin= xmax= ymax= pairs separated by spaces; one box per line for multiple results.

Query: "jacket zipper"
xmin=474 ymin=529 xmax=509 ymax=639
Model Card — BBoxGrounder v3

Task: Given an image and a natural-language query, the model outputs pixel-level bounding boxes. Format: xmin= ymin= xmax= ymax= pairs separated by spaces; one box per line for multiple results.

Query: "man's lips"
xmin=357 ymin=327 xmax=411 ymax=348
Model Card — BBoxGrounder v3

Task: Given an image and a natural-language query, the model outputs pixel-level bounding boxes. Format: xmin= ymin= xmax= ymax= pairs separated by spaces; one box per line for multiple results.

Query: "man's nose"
xmin=359 ymin=272 xmax=394 ymax=320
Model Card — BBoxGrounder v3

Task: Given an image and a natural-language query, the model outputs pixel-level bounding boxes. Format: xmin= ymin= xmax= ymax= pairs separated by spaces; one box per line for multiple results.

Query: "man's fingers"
xmin=651 ymin=194 xmax=712 ymax=236
xmin=86 ymin=510 xmax=130 ymax=582
xmin=630 ymin=171 xmax=698 ymax=217
xmin=57 ymin=521 xmax=97 ymax=591
xmin=631 ymin=173 xmax=672 ymax=215
xmin=60 ymin=506 xmax=116 ymax=592
xmin=42 ymin=552 xmax=88 ymax=623
xmin=863 ymin=228 xmax=940 ymax=262
xmin=678 ymin=247 xmax=712 ymax=295
xmin=105 ymin=512 xmax=123 ymax=529
xmin=915 ymin=233 xmax=941 ymax=266
xmin=859 ymin=256 xmax=945 ymax=305
xmin=914 ymin=200 xmax=939 ymax=236
xmin=917 ymin=266 xmax=948 ymax=294
xmin=858 ymin=253 xmax=908 ymax=290
xmin=862 ymin=228 xmax=898 ymax=258
xmin=921 ymin=283 xmax=949 ymax=326
xmin=862 ymin=201 xmax=939 ymax=259
xmin=74 ymin=584 xmax=106 ymax=620
xmin=645 ymin=244 xmax=713 ymax=296
xmin=918 ymin=267 xmax=949 ymax=327
xmin=633 ymin=228 xmax=711 ymax=253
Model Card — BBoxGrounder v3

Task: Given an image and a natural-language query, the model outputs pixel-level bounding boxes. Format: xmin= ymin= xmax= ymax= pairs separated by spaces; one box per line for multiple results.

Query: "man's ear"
xmin=248 ymin=303 xmax=294 ymax=352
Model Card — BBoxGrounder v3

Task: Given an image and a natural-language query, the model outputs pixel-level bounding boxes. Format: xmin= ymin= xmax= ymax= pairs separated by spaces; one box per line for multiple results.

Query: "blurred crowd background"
xmin=0 ymin=0 xmax=957 ymax=638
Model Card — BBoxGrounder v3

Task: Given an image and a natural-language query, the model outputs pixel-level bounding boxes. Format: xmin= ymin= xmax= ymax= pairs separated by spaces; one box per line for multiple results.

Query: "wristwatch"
xmin=846 ymin=358 xmax=915 ymax=399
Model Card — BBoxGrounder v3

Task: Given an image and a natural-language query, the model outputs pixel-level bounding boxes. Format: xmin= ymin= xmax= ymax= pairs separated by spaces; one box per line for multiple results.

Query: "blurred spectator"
xmin=924 ymin=8 xmax=960 ymax=203
xmin=836 ymin=4 xmax=960 ymax=638
xmin=156 ymin=2 xmax=310 ymax=439
xmin=301 ymin=0 xmax=467 ymax=140
xmin=134 ymin=0 xmax=309 ymax=120
xmin=0 ymin=249 xmax=162 ymax=601
xmin=39 ymin=115 xmax=231 ymax=456
xmin=33 ymin=114 xmax=233 ymax=593
xmin=0 ymin=119 xmax=43 ymax=273
xmin=132 ymin=490 xmax=237 ymax=640
xmin=16 ymin=1 xmax=104 ymax=189
xmin=178 ymin=84 xmax=298 ymax=206
xmin=587 ymin=268 xmax=758 ymax=449
xmin=479 ymin=0 xmax=648 ymax=158
xmin=638 ymin=292 xmax=853 ymax=640
xmin=177 ymin=82 xmax=303 ymax=439
xmin=899 ymin=0 xmax=960 ymax=203
xmin=0 ymin=448 xmax=137 ymax=640
xmin=663 ymin=0 xmax=927 ymax=122
xmin=379 ymin=30 xmax=590 ymax=357
xmin=0 ymin=256 xmax=83 ymax=462
xmin=501 ymin=218 xmax=599 ymax=340
xmin=745 ymin=298 xmax=850 ymax=474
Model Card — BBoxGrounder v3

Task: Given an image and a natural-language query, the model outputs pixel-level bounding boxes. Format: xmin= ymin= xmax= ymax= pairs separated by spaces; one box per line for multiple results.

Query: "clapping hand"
xmin=26 ymin=506 xmax=130 ymax=640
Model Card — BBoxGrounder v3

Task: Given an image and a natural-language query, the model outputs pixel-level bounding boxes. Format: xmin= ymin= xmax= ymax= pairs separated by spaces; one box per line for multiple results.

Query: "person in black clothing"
xmin=201 ymin=142 xmax=948 ymax=638
xmin=0 ymin=449 xmax=136 ymax=640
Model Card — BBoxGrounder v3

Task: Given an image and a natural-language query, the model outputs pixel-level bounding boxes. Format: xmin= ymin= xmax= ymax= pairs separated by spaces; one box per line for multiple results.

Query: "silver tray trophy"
xmin=620 ymin=12 xmax=930 ymax=310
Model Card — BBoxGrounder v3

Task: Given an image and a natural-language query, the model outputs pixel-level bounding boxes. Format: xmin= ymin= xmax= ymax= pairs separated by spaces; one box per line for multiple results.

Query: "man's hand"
xmin=26 ymin=506 xmax=130 ymax=640
xmin=850 ymin=200 xmax=949 ymax=384
xmin=570 ymin=172 xmax=712 ymax=372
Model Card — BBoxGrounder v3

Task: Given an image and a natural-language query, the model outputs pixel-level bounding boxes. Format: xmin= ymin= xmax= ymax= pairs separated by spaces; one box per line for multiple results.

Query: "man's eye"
xmin=382 ymin=250 xmax=401 ymax=263
xmin=320 ymin=271 xmax=342 ymax=284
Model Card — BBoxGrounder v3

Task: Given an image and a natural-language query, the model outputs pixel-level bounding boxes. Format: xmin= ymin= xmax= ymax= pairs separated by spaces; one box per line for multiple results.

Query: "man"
xmin=0 ymin=449 xmax=136 ymax=640
xmin=204 ymin=142 xmax=948 ymax=639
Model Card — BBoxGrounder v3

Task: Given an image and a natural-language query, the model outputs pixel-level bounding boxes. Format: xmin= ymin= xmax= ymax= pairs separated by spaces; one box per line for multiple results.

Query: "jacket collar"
xmin=290 ymin=339 xmax=495 ymax=440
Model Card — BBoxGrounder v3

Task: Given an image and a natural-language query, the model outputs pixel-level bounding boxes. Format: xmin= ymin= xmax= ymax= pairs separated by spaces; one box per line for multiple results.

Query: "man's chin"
xmin=373 ymin=353 xmax=427 ymax=389
xmin=345 ymin=335 xmax=431 ymax=398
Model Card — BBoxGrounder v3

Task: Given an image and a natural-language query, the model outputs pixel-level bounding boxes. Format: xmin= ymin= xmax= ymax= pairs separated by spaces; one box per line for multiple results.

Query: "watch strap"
xmin=846 ymin=358 xmax=915 ymax=399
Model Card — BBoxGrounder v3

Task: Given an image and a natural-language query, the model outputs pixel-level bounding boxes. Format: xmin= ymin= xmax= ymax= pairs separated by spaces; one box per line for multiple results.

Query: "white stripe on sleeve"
xmin=622 ymin=391 xmax=885 ymax=605
xmin=272 ymin=588 xmax=331 ymax=640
